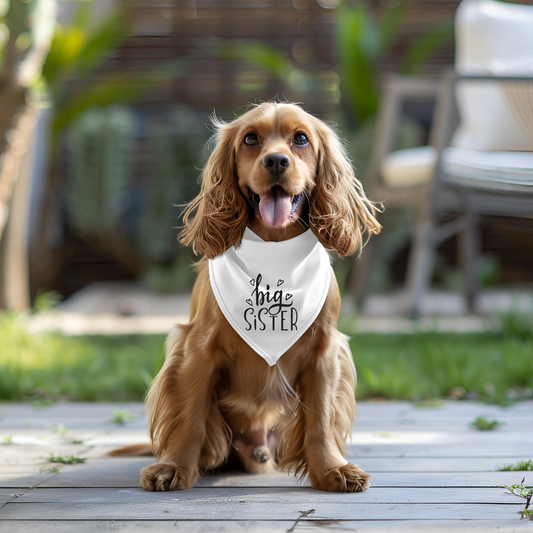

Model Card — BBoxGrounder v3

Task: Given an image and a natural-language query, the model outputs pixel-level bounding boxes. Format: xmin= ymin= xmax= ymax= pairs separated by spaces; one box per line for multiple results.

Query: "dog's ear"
xmin=179 ymin=120 xmax=249 ymax=258
xmin=309 ymin=121 xmax=382 ymax=257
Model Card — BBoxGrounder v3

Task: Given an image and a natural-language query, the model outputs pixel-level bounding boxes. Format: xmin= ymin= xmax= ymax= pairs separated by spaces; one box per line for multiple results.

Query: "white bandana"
xmin=209 ymin=227 xmax=331 ymax=366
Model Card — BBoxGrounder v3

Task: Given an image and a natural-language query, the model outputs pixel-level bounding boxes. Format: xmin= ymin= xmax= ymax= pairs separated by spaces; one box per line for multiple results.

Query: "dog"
xmin=129 ymin=102 xmax=381 ymax=492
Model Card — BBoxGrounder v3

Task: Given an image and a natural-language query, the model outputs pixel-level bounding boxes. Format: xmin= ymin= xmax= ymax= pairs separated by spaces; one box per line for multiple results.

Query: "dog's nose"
xmin=263 ymin=153 xmax=290 ymax=175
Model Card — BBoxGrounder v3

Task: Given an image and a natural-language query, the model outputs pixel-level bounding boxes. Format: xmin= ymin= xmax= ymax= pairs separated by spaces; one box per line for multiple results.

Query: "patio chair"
xmin=351 ymin=0 xmax=533 ymax=317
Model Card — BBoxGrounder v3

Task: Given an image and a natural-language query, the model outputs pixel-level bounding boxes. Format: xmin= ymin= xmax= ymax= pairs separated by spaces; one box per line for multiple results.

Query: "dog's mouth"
xmin=248 ymin=186 xmax=305 ymax=227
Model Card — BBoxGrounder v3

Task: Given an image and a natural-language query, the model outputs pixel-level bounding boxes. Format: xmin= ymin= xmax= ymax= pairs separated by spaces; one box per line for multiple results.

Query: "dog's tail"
xmin=106 ymin=444 xmax=153 ymax=457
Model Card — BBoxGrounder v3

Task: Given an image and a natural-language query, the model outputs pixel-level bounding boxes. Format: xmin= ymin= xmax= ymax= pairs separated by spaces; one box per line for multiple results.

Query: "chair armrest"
xmin=368 ymin=76 xmax=440 ymax=190
xmin=367 ymin=73 xmax=532 ymax=194
xmin=454 ymin=75 xmax=533 ymax=82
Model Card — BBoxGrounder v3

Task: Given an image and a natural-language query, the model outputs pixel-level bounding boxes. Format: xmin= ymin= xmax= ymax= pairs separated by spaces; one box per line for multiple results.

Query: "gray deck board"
xmin=1 ymin=400 xmax=529 ymax=419
xmin=193 ymin=472 xmax=533 ymax=488
xmin=3 ymin=456 xmax=528 ymax=474
xmin=343 ymin=457 xmax=531 ymax=471
xmin=0 ymin=489 xmax=27 ymax=505
xmin=0 ymin=473 xmax=59 ymax=488
xmin=1 ymin=520 xmax=533 ymax=533
xmin=3 ymin=468 xmax=531 ymax=489
xmin=2 ymin=416 xmax=531 ymax=429
xmin=346 ymin=443 xmax=533 ymax=457
xmin=11 ymin=487 xmax=526 ymax=504
xmin=0 ymin=400 xmax=531 ymax=530
xmin=0 ymin=501 xmax=526 ymax=520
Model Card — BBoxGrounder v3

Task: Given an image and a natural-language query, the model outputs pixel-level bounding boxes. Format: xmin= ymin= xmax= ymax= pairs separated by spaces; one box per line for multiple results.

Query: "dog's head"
xmin=180 ymin=102 xmax=381 ymax=258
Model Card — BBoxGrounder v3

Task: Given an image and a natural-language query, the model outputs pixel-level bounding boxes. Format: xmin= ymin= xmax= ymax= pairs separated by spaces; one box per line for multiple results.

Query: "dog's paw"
xmin=140 ymin=461 xmax=195 ymax=491
xmin=313 ymin=463 xmax=371 ymax=492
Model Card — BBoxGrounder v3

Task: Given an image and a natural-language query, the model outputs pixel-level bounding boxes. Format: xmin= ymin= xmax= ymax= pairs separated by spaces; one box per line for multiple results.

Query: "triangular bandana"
xmin=209 ymin=227 xmax=331 ymax=366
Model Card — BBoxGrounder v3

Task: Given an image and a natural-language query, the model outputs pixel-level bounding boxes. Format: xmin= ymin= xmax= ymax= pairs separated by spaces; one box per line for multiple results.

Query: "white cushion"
xmin=441 ymin=146 xmax=533 ymax=185
xmin=451 ymin=0 xmax=533 ymax=152
xmin=380 ymin=146 xmax=438 ymax=187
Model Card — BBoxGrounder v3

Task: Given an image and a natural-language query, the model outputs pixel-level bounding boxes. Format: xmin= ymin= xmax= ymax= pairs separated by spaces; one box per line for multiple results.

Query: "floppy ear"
xmin=179 ymin=120 xmax=249 ymax=258
xmin=309 ymin=122 xmax=382 ymax=257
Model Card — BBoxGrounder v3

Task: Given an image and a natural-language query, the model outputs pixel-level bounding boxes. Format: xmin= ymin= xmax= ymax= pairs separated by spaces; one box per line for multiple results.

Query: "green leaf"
xmin=337 ymin=6 xmax=379 ymax=122
xmin=72 ymin=0 xmax=92 ymax=30
xmin=401 ymin=22 xmax=454 ymax=75
xmin=41 ymin=26 xmax=86 ymax=87
xmin=378 ymin=1 xmax=405 ymax=52
xmin=74 ymin=10 xmax=128 ymax=72
xmin=53 ymin=59 xmax=187 ymax=133
xmin=217 ymin=40 xmax=292 ymax=80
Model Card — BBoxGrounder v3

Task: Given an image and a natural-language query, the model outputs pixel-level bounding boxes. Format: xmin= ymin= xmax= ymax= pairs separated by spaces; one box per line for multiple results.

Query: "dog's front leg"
xmin=140 ymin=344 xmax=220 ymax=491
xmin=298 ymin=345 xmax=371 ymax=493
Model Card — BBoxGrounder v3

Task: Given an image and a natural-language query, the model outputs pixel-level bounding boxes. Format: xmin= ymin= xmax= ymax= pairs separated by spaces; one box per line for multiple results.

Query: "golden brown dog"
xmin=136 ymin=102 xmax=381 ymax=492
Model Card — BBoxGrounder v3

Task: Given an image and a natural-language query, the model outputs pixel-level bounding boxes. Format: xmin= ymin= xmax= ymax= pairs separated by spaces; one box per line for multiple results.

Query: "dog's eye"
xmin=294 ymin=133 xmax=308 ymax=146
xmin=244 ymin=133 xmax=258 ymax=146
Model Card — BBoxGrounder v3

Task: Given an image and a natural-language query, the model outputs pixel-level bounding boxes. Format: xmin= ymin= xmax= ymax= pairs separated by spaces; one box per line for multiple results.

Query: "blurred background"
xmin=0 ymin=0 xmax=532 ymax=315
xmin=1 ymin=0 xmax=533 ymax=405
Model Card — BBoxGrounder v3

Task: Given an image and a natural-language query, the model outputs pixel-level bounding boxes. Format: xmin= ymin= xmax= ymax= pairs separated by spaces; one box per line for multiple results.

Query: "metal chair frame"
xmin=351 ymin=72 xmax=533 ymax=317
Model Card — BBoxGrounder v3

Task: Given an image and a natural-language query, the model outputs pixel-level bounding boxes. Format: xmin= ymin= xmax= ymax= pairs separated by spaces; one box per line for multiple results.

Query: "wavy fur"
xmin=138 ymin=102 xmax=379 ymax=493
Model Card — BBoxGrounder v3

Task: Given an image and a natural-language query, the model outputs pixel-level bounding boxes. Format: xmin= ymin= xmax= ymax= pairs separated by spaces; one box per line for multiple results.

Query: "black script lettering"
xmin=267 ymin=290 xmax=293 ymax=316
xmin=258 ymin=308 xmax=268 ymax=331
xmin=251 ymin=273 xmax=293 ymax=316
xmin=244 ymin=308 xmax=254 ymax=331
xmin=251 ymin=274 xmax=265 ymax=306
xmin=281 ymin=310 xmax=287 ymax=331
xmin=291 ymin=307 xmax=298 ymax=330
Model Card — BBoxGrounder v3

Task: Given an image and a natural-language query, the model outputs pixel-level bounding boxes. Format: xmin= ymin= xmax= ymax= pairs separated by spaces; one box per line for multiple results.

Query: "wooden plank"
xmin=0 ymin=445 xmax=92 ymax=466
xmin=357 ymin=410 xmax=533 ymax=421
xmin=0 ymin=489 xmax=27 ymax=505
xmin=6 ymin=454 xmax=525 ymax=488
xmin=8 ymin=426 xmax=533 ymax=448
xmin=194 ymin=472 xmax=533 ymax=488
xmin=1 ymin=520 xmax=533 ymax=533
xmin=8 ymin=416 xmax=531 ymax=430
xmin=6 ymin=441 xmax=524 ymax=460
xmin=0 ymin=418 xmax=147 ymax=430
xmin=0 ymin=402 xmax=147 ymax=418
xmin=359 ymin=419 xmax=533 ymax=427
xmin=342 ymin=457 xmax=532 ymax=472
xmin=0 ymin=521 xmax=295 ymax=533
xmin=35 ymin=457 xmax=155 ymax=488
xmin=1 ymin=466 xmax=50 ymax=474
xmin=0 ymin=432 xmax=109 ymax=446
xmin=1 ymin=520 xmax=532 ymax=533
xmin=347 ymin=443 xmax=533 ymax=457
xmin=0 ymin=501 xmax=524 ymax=520
xmin=7 ymin=456 xmax=527 ymax=475
xmin=1 ymin=400 xmax=529 ymax=420
xmin=3 ymin=440 xmax=531 ymax=461
xmin=357 ymin=400 xmax=533 ymax=417
xmin=12 ymin=487 xmax=526 ymax=505
xmin=36 ymin=471 xmax=294 ymax=489
xmin=297 ymin=521 xmax=533 ymax=532
xmin=81 ymin=431 xmax=152 ymax=447
xmin=350 ymin=430 xmax=533 ymax=446
xmin=0 ymin=473 xmax=58 ymax=488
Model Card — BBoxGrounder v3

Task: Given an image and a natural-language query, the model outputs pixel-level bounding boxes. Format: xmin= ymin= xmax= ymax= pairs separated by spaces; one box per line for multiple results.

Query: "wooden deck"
xmin=1 ymin=400 xmax=532 ymax=532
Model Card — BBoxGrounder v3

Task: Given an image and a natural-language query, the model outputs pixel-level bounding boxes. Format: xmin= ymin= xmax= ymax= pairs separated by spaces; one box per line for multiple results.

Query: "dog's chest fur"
xmin=188 ymin=258 xmax=339 ymax=424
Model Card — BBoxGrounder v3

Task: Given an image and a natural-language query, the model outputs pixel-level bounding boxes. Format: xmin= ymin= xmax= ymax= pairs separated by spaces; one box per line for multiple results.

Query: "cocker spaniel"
xmin=137 ymin=102 xmax=381 ymax=492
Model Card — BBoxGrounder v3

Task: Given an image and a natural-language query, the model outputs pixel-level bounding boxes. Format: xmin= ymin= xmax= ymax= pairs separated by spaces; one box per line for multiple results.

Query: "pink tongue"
xmin=259 ymin=187 xmax=292 ymax=227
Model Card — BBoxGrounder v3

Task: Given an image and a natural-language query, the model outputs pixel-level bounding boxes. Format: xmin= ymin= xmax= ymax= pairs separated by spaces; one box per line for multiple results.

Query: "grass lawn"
xmin=1 ymin=310 xmax=532 ymax=404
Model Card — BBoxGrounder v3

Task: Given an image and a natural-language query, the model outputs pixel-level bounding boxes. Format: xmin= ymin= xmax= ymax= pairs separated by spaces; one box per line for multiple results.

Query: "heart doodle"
xmin=246 ymin=299 xmax=253 ymax=306
xmin=285 ymin=293 xmax=292 ymax=301
xmin=277 ymin=279 xmax=284 ymax=287
xmin=250 ymin=279 xmax=255 ymax=286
